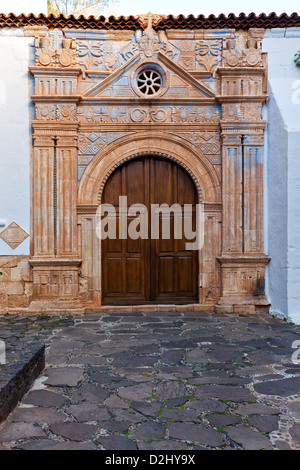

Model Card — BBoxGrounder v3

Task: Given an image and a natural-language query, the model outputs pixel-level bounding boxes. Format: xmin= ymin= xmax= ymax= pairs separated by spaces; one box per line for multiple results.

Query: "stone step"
xmin=0 ymin=340 xmax=45 ymax=424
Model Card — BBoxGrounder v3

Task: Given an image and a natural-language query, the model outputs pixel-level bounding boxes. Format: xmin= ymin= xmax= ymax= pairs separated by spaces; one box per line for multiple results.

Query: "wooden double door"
xmin=102 ymin=156 xmax=198 ymax=304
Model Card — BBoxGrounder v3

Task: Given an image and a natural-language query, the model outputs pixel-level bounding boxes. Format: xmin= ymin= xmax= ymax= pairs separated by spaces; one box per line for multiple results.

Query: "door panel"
xmin=102 ymin=157 xmax=198 ymax=304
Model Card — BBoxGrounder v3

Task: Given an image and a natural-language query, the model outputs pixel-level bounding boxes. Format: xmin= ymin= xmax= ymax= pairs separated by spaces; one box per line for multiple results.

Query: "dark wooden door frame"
xmin=102 ymin=156 xmax=198 ymax=305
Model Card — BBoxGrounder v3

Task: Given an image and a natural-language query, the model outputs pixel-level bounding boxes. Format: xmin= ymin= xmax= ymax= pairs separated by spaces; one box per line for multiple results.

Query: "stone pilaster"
xmin=56 ymin=134 xmax=78 ymax=258
xmin=29 ymin=126 xmax=84 ymax=313
xmin=216 ymin=66 xmax=269 ymax=313
xmin=32 ymin=135 xmax=55 ymax=258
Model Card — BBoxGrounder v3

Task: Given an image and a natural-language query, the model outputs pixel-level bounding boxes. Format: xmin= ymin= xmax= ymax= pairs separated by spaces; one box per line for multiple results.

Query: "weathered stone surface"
xmin=289 ymin=423 xmax=300 ymax=448
xmin=117 ymin=383 xmax=153 ymax=401
xmin=155 ymin=381 xmax=188 ymax=401
xmin=248 ymin=415 xmax=280 ymax=433
xmin=97 ymin=434 xmax=137 ymax=450
xmin=71 ymin=383 xmax=109 ymax=403
xmin=186 ymin=348 xmax=207 ymax=363
xmin=206 ymin=345 xmax=246 ymax=363
xmin=67 ymin=355 xmax=107 ymax=366
xmin=225 ymin=425 xmax=274 ymax=450
xmin=130 ymin=421 xmax=166 ymax=441
xmin=1 ymin=312 xmax=300 ymax=451
xmin=66 ymin=403 xmax=110 ymax=422
xmin=104 ymin=394 xmax=130 ymax=409
xmin=111 ymin=354 xmax=158 ymax=368
xmin=234 ymin=403 xmax=281 ymax=416
xmin=46 ymin=339 xmax=86 ymax=353
xmin=0 ymin=422 xmax=45 ymax=442
xmin=194 ymin=385 xmax=256 ymax=402
xmin=14 ymin=440 xmax=97 ymax=450
xmin=165 ymin=397 xmax=190 ymax=407
xmin=161 ymin=350 xmax=185 ymax=364
xmin=11 ymin=406 xmax=64 ymax=424
xmin=160 ymin=408 xmax=201 ymax=422
xmin=254 ymin=377 xmax=300 ymax=397
xmin=22 ymin=390 xmax=67 ymax=408
xmin=206 ymin=414 xmax=240 ymax=428
xmin=111 ymin=408 xmax=144 ymax=423
xmin=138 ymin=440 xmax=189 ymax=450
xmin=0 ymin=340 xmax=45 ymax=424
xmin=168 ymin=422 xmax=225 ymax=447
xmin=44 ymin=367 xmax=83 ymax=387
xmin=50 ymin=422 xmax=98 ymax=441
xmin=190 ymin=376 xmax=251 ymax=385
xmin=89 ymin=371 xmax=124 ymax=385
xmin=286 ymin=401 xmax=300 ymax=420
xmin=131 ymin=401 xmax=162 ymax=417
xmin=98 ymin=420 xmax=130 ymax=433
xmin=186 ymin=399 xmax=228 ymax=413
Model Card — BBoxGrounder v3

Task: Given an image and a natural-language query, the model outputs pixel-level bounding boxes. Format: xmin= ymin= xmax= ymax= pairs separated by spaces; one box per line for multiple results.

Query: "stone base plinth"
xmin=10 ymin=299 xmax=85 ymax=315
xmin=215 ymin=296 xmax=270 ymax=314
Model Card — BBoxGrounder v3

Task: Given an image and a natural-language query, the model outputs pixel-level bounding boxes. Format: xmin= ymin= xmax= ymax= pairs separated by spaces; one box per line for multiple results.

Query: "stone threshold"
xmin=85 ymin=304 xmax=216 ymax=313
xmin=8 ymin=303 xmax=215 ymax=315
xmin=0 ymin=341 xmax=45 ymax=424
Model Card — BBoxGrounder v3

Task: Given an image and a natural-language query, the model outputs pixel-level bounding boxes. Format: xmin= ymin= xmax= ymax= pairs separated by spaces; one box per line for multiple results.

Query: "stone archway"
xmin=77 ymin=133 xmax=222 ymax=307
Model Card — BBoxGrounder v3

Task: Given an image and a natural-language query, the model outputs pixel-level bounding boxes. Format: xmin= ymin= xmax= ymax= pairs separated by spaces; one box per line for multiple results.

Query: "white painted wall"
xmin=263 ymin=29 xmax=300 ymax=324
xmin=0 ymin=31 xmax=32 ymax=255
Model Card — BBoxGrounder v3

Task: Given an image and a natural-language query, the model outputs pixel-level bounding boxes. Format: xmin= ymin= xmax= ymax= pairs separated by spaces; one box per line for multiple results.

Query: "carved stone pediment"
xmin=82 ymin=51 xmax=215 ymax=101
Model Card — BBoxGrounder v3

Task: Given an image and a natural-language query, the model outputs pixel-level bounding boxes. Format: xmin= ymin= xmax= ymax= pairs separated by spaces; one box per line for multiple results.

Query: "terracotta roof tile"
xmin=0 ymin=12 xmax=299 ymax=30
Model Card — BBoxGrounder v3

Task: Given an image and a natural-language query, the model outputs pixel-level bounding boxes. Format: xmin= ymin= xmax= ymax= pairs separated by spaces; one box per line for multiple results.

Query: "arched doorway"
xmin=101 ymin=156 xmax=199 ymax=304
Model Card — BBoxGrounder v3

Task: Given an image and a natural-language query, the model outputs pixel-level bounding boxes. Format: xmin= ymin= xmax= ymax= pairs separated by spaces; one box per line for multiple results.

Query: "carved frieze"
xmin=76 ymin=105 xmax=220 ymax=124
xmin=35 ymin=103 xmax=77 ymax=121
xmin=222 ymin=103 xmax=262 ymax=121
xmin=76 ymin=39 xmax=122 ymax=71
xmin=171 ymin=131 xmax=221 ymax=164
xmin=171 ymin=106 xmax=220 ymax=123
xmin=78 ymin=131 xmax=135 ymax=156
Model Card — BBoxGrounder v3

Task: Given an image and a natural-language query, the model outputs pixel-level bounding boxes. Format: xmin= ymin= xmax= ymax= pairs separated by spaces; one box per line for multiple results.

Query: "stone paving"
xmin=0 ymin=311 xmax=300 ymax=450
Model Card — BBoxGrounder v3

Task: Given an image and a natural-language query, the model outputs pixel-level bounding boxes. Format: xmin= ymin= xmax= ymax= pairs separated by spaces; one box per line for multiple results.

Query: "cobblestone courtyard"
xmin=1 ymin=311 xmax=300 ymax=450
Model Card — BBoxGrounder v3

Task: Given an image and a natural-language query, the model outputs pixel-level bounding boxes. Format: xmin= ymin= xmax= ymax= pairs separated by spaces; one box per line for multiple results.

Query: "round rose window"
xmin=137 ymin=69 xmax=162 ymax=95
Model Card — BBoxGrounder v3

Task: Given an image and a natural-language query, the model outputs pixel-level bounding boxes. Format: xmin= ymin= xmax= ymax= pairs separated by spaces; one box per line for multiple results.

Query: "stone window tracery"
xmin=137 ymin=68 xmax=163 ymax=95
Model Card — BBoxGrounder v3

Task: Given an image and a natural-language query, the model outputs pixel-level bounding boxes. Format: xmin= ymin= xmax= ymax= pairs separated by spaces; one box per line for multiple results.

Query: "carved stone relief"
xmin=171 ymin=131 xmax=221 ymax=165
xmin=0 ymin=222 xmax=29 ymax=250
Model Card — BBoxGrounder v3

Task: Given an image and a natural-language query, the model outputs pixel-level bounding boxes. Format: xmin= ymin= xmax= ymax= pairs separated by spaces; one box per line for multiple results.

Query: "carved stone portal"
xmin=27 ymin=18 xmax=269 ymax=314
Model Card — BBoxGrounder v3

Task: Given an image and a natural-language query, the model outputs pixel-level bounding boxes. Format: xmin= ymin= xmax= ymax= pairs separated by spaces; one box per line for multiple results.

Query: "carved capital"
xmin=33 ymin=135 xmax=55 ymax=147
xmin=56 ymin=135 xmax=78 ymax=147
xmin=221 ymin=133 xmax=242 ymax=146
xmin=243 ymin=134 xmax=264 ymax=146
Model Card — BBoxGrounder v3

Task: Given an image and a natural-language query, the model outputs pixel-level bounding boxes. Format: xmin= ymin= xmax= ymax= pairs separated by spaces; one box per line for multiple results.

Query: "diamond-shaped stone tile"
xmin=88 ymin=132 xmax=100 ymax=142
xmin=0 ymin=222 xmax=29 ymax=250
